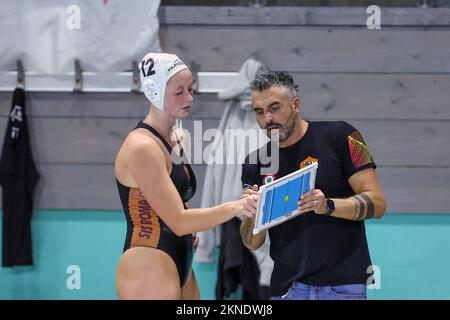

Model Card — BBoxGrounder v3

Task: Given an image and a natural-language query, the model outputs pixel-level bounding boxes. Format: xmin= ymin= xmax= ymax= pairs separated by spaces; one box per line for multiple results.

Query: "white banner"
xmin=0 ymin=0 xmax=162 ymax=73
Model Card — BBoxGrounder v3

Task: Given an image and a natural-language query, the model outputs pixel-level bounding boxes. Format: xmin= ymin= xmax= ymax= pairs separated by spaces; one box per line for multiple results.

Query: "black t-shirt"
xmin=241 ymin=121 xmax=377 ymax=296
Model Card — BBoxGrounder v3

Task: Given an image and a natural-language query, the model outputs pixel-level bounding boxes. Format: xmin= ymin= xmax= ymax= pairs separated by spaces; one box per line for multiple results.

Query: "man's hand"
xmin=297 ymin=189 xmax=327 ymax=214
xmin=241 ymin=184 xmax=259 ymax=202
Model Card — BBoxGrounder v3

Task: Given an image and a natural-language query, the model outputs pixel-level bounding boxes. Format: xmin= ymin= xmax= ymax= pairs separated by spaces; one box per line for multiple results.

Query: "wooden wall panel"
xmin=160 ymin=26 xmax=450 ymax=73
xmin=378 ymin=167 xmax=450 ymax=213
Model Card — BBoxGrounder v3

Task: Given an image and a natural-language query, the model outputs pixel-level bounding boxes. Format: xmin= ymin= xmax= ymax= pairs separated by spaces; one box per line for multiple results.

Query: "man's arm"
xmin=239 ymin=184 xmax=267 ymax=250
xmin=240 ymin=215 xmax=266 ymax=251
xmin=298 ymin=168 xmax=386 ymax=221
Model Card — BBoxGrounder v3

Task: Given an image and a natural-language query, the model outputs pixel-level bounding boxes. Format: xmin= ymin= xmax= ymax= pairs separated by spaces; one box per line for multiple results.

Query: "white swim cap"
xmin=139 ymin=52 xmax=188 ymax=110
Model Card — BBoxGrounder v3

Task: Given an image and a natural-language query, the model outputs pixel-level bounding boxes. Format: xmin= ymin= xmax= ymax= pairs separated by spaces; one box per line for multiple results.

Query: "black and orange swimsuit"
xmin=116 ymin=121 xmax=196 ymax=287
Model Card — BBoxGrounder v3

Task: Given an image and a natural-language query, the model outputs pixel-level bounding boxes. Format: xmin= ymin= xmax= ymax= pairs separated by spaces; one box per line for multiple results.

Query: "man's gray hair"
xmin=249 ymin=71 xmax=299 ymax=97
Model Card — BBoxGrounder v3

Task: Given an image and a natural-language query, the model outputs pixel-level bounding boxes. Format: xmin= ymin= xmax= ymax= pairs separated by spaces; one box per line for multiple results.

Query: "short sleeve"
xmin=336 ymin=121 xmax=377 ymax=180
xmin=241 ymin=152 xmax=259 ymax=190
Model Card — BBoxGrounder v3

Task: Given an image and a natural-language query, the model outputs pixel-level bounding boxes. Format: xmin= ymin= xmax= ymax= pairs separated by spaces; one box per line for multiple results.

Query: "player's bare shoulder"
xmin=123 ymin=129 xmax=163 ymax=161
xmin=115 ymin=129 xmax=162 ymax=178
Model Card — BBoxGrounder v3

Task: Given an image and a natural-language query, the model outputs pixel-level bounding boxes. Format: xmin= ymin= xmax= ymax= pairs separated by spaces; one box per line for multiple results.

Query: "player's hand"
xmin=235 ymin=193 xmax=259 ymax=219
xmin=297 ymin=189 xmax=327 ymax=214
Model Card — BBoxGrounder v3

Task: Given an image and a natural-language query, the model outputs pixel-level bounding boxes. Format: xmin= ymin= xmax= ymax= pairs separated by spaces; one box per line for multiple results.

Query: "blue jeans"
xmin=270 ymin=282 xmax=367 ymax=300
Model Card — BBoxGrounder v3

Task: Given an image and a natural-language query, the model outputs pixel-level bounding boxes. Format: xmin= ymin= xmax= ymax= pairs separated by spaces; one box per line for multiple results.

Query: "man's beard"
xmin=267 ymin=110 xmax=298 ymax=142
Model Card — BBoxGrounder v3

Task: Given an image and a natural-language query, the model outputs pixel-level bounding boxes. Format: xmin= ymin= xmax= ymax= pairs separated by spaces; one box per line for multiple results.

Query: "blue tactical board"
xmin=253 ymin=162 xmax=318 ymax=234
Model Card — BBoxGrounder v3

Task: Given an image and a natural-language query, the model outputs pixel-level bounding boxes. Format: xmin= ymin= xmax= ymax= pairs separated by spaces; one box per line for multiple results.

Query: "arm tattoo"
xmin=353 ymin=195 xmax=366 ymax=220
xmin=351 ymin=193 xmax=375 ymax=220
xmin=241 ymin=218 xmax=255 ymax=246
xmin=353 ymin=200 xmax=359 ymax=219
xmin=359 ymin=193 xmax=375 ymax=219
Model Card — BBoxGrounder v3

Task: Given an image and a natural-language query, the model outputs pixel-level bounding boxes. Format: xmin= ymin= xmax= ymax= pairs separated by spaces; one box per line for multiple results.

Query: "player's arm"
xmin=128 ymin=138 xmax=258 ymax=236
xmin=298 ymin=168 xmax=386 ymax=221
xmin=239 ymin=185 xmax=267 ymax=250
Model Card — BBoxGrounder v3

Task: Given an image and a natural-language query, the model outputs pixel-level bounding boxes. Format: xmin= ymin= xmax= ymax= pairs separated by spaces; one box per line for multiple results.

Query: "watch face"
xmin=326 ymin=199 xmax=335 ymax=215
xmin=327 ymin=199 xmax=335 ymax=210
